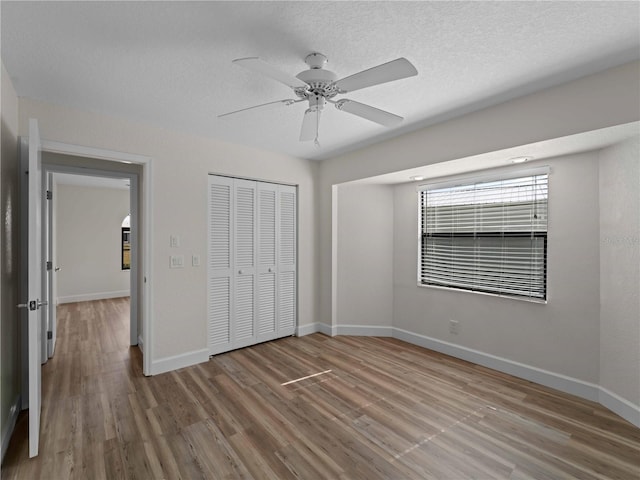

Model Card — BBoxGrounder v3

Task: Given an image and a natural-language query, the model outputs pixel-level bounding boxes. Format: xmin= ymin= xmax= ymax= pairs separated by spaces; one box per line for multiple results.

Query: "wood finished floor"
xmin=2 ymin=298 xmax=639 ymax=479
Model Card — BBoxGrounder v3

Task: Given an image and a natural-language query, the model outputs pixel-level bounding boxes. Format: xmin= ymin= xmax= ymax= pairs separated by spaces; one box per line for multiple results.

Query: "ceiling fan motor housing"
xmin=295 ymin=54 xmax=339 ymax=101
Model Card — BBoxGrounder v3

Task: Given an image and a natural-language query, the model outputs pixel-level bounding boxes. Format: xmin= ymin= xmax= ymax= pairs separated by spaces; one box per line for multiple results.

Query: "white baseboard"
xmin=150 ymin=348 xmax=209 ymax=376
xmin=599 ymin=387 xmax=640 ymax=428
xmin=139 ymin=321 xmax=640 ymax=427
xmin=58 ymin=290 xmax=130 ymax=304
xmin=392 ymin=327 xmax=600 ymax=402
xmin=296 ymin=322 xmax=320 ymax=336
xmin=1 ymin=395 xmax=21 ymax=463
xmin=137 ymin=335 xmax=144 ymax=353
xmin=335 ymin=324 xmax=394 ymax=337
xmin=341 ymin=325 xmax=639 ymax=426
xmin=320 ymin=322 xmax=335 ymax=336
xmin=296 ymin=322 xmax=334 ymax=337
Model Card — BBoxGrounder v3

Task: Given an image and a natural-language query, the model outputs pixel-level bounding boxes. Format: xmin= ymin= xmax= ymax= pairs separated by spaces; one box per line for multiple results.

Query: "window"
xmin=121 ymin=215 xmax=131 ymax=270
xmin=419 ymin=169 xmax=548 ymax=301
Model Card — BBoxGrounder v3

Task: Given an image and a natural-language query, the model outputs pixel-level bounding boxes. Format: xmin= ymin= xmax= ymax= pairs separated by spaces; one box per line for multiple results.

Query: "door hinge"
xmin=46 ymin=261 xmax=52 ymax=271
xmin=47 ymin=331 xmax=53 ymax=340
xmin=46 ymin=190 xmax=53 ymax=200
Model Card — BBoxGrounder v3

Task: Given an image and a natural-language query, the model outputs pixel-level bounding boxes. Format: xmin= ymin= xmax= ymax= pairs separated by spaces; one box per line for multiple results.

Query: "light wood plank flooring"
xmin=2 ymin=298 xmax=639 ymax=479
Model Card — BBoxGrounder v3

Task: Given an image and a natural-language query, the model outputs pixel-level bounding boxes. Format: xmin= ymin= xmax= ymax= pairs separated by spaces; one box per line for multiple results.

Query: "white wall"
xmin=599 ymin=137 xmax=640 ymax=411
xmin=335 ymin=183 xmax=394 ymax=332
xmin=393 ymin=154 xmax=601 ymax=383
xmin=18 ymin=98 xmax=318 ymax=370
xmin=55 ymin=184 xmax=130 ymax=303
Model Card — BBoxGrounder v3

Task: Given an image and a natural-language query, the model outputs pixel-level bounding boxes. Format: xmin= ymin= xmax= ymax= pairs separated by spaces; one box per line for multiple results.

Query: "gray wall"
xmin=392 ymin=154 xmax=601 ymax=383
xmin=19 ymin=97 xmax=318 ymax=364
xmin=319 ymin=61 xmax=640 ymax=334
xmin=336 ymin=183 xmax=394 ymax=329
xmin=333 ymin=142 xmax=640 ymax=425
xmin=1 ymin=62 xmax=21 ymax=458
xmin=55 ymin=184 xmax=130 ymax=303
xmin=599 ymin=137 xmax=640 ymax=407
xmin=317 ymin=64 xmax=640 ymax=425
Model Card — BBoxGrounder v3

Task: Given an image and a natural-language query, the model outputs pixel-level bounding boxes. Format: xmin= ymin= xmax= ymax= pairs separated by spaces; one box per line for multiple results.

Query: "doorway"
xmin=46 ymin=170 xmax=135 ymax=360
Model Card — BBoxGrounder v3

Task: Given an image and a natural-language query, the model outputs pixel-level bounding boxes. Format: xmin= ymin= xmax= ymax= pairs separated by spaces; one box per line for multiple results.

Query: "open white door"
xmin=19 ymin=118 xmax=43 ymax=458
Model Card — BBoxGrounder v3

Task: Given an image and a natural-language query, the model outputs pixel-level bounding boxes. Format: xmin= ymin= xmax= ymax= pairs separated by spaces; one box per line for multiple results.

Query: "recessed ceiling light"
xmin=510 ymin=156 xmax=533 ymax=164
xmin=410 ymin=175 xmax=425 ymax=181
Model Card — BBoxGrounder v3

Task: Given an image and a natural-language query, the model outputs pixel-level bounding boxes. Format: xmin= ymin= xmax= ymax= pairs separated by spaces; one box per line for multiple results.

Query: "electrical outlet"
xmin=192 ymin=254 xmax=200 ymax=267
xmin=170 ymin=235 xmax=181 ymax=248
xmin=449 ymin=319 xmax=459 ymax=335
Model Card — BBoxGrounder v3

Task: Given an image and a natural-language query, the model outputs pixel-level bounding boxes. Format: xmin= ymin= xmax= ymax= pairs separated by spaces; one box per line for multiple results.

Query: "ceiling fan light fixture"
xmin=304 ymin=52 xmax=329 ymax=69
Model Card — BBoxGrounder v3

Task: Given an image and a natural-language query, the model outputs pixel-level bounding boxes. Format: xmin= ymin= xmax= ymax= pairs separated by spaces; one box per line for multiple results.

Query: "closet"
xmin=208 ymin=175 xmax=297 ymax=355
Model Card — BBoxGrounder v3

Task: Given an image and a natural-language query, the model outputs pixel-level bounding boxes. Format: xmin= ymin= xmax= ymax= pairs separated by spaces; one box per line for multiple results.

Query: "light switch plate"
xmin=170 ymin=235 xmax=180 ymax=248
xmin=170 ymin=255 xmax=184 ymax=268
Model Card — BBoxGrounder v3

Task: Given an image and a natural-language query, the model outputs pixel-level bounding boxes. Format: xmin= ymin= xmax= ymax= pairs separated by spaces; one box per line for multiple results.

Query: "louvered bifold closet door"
xmin=232 ymin=179 xmax=257 ymax=350
xmin=278 ymin=185 xmax=297 ymax=336
xmin=208 ymin=175 xmax=233 ymax=355
xmin=208 ymin=175 xmax=297 ymax=356
xmin=256 ymin=182 xmax=278 ymax=342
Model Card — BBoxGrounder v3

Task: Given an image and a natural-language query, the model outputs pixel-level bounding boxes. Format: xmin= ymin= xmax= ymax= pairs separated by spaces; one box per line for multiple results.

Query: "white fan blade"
xmin=233 ymin=57 xmax=308 ymax=89
xmin=300 ymin=108 xmax=320 ymax=141
xmin=334 ymin=58 xmax=418 ymax=93
xmin=218 ymin=99 xmax=297 ymax=118
xmin=335 ymin=99 xmax=403 ymax=127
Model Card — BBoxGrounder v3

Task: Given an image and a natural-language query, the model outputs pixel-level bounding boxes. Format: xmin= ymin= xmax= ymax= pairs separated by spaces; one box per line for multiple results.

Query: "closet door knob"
xmin=238 ymin=269 xmax=244 ymax=275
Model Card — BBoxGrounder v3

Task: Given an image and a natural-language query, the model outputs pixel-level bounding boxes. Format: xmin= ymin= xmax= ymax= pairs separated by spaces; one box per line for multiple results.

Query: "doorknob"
xmin=17 ymin=300 xmax=48 ymax=310
xmin=54 ymin=267 xmax=61 ymax=272
xmin=17 ymin=300 xmax=37 ymax=311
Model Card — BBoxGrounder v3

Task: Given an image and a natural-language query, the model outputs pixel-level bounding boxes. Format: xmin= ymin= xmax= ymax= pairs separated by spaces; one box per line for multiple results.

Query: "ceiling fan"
xmin=219 ymin=53 xmax=418 ymax=144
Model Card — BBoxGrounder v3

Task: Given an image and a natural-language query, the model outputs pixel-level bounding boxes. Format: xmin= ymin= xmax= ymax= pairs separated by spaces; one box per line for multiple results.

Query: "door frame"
xmin=38 ymin=140 xmax=153 ymax=376
xmin=42 ymin=171 xmax=53 ymax=359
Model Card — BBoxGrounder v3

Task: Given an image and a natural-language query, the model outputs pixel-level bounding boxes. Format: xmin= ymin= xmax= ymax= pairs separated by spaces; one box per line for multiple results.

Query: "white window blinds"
xmin=419 ymin=170 xmax=548 ymax=301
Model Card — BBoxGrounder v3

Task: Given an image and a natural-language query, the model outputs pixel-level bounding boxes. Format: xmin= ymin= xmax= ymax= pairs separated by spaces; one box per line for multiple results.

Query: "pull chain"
xmin=314 ymin=108 xmax=321 ymax=148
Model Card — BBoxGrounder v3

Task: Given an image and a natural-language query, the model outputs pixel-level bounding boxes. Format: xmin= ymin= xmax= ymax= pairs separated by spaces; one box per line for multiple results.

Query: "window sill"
xmin=416 ymin=282 xmax=548 ymax=304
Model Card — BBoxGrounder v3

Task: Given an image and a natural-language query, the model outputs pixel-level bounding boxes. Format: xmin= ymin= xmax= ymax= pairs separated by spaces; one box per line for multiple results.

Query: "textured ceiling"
xmin=2 ymin=1 xmax=639 ymax=161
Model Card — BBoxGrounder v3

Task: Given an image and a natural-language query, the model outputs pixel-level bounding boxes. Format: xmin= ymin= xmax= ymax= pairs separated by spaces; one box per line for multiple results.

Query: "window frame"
xmin=417 ymin=167 xmax=549 ymax=303
xmin=121 ymin=226 xmax=131 ymax=270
